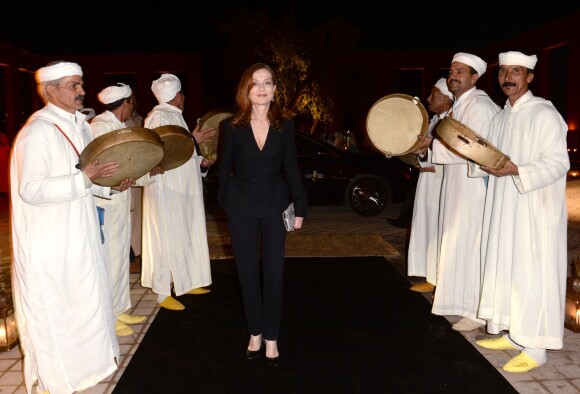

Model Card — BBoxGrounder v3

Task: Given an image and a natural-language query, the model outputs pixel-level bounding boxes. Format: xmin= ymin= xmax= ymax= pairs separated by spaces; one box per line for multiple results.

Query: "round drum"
xmin=79 ymin=127 xmax=164 ymax=187
xmin=436 ymin=116 xmax=510 ymax=170
xmin=152 ymin=125 xmax=195 ymax=171
xmin=197 ymin=110 xmax=232 ymax=162
xmin=366 ymin=94 xmax=429 ymax=157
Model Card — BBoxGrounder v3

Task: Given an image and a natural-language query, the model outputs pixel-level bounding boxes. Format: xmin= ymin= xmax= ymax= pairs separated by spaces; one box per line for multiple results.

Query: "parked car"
xmin=203 ymin=130 xmax=413 ymax=216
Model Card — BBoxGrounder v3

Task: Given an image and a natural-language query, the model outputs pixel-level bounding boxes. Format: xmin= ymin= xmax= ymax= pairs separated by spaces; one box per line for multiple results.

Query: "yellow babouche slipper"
xmin=159 ymin=296 xmax=185 ymax=311
xmin=186 ymin=287 xmax=211 ymax=295
xmin=115 ymin=320 xmax=134 ymax=337
xmin=118 ymin=313 xmax=147 ymax=325
xmin=451 ymin=318 xmax=484 ymax=332
xmin=502 ymin=352 xmax=540 ymax=373
xmin=476 ymin=336 xmax=520 ymax=350
xmin=410 ymin=282 xmax=435 ymax=293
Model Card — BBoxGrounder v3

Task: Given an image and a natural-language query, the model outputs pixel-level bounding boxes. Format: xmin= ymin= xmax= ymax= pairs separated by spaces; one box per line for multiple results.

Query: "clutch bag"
xmin=282 ymin=203 xmax=295 ymax=232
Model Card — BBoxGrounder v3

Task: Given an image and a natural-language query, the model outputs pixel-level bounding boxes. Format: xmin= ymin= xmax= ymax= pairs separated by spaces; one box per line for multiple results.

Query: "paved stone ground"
xmin=0 ymin=179 xmax=578 ymax=393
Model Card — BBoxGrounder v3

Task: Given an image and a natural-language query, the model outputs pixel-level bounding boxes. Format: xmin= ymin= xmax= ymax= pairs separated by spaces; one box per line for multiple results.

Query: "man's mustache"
xmin=75 ymin=95 xmax=85 ymax=101
xmin=502 ymin=82 xmax=516 ymax=88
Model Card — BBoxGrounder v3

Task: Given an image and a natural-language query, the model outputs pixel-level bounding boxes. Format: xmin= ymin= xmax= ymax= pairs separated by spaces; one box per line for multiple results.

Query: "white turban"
xmin=434 ymin=78 xmax=453 ymax=100
xmin=35 ymin=62 xmax=83 ymax=83
xmin=452 ymin=52 xmax=487 ymax=76
xmin=151 ymin=73 xmax=181 ymax=104
xmin=499 ymin=51 xmax=538 ymax=70
xmin=80 ymin=107 xmax=96 ymax=121
xmin=98 ymin=83 xmax=132 ymax=104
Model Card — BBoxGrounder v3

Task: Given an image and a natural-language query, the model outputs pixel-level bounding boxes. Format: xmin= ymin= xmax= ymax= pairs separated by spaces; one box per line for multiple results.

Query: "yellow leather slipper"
xmin=476 ymin=336 xmax=521 ymax=350
xmin=118 ymin=313 xmax=146 ymax=325
xmin=410 ymin=282 xmax=435 ymax=292
xmin=502 ymin=352 xmax=540 ymax=373
xmin=451 ymin=318 xmax=484 ymax=332
xmin=159 ymin=296 xmax=185 ymax=310
xmin=186 ymin=287 xmax=211 ymax=295
xmin=115 ymin=320 xmax=134 ymax=337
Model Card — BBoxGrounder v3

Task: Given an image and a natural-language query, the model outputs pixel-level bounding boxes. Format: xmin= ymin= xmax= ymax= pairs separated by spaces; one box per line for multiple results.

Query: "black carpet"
xmin=113 ymin=257 xmax=517 ymax=394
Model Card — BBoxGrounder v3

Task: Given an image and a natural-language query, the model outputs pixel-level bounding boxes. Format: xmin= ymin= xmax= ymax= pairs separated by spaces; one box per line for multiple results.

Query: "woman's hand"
xmin=294 ymin=217 xmax=304 ymax=230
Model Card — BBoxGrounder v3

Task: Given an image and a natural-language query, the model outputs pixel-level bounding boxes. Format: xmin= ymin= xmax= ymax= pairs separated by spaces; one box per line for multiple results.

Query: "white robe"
xmin=10 ymin=104 xmax=119 ymax=394
xmin=407 ymin=113 xmax=446 ymax=284
xmin=141 ymin=103 xmax=212 ymax=296
xmin=431 ymin=88 xmax=500 ymax=322
xmin=90 ymin=111 xmax=132 ymax=317
xmin=477 ymin=91 xmax=569 ymax=349
xmin=130 ymin=186 xmax=143 ymax=257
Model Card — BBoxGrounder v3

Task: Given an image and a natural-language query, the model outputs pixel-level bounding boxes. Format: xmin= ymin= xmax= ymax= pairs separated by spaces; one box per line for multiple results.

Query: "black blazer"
xmin=217 ymin=119 xmax=308 ymax=218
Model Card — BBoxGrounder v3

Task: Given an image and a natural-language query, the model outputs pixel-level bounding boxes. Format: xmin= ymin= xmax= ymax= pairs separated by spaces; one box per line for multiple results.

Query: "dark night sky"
xmin=1 ymin=0 xmax=579 ymax=56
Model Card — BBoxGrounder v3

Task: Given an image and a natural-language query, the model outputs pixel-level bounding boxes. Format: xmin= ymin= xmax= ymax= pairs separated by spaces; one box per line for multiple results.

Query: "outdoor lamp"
xmin=565 ymin=276 xmax=580 ymax=333
xmin=0 ymin=303 xmax=17 ymax=352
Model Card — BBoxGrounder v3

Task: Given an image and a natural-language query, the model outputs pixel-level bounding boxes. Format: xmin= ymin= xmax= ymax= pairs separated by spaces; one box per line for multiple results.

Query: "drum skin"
xmin=79 ymin=127 xmax=164 ymax=187
xmin=197 ymin=110 xmax=232 ymax=162
xmin=152 ymin=125 xmax=195 ymax=171
xmin=436 ymin=116 xmax=510 ymax=170
xmin=366 ymin=94 xmax=429 ymax=157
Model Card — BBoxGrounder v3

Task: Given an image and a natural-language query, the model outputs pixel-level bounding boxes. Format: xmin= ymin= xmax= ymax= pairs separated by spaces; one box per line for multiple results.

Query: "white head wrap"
xmin=434 ymin=78 xmax=453 ymax=99
xmin=151 ymin=73 xmax=181 ymax=104
xmin=35 ymin=62 xmax=83 ymax=83
xmin=499 ymin=51 xmax=538 ymax=70
xmin=452 ymin=52 xmax=487 ymax=76
xmin=98 ymin=83 xmax=132 ymax=104
xmin=80 ymin=108 xmax=96 ymax=121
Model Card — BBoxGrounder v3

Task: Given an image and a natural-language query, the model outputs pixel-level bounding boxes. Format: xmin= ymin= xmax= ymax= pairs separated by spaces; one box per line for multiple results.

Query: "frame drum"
xmin=436 ymin=116 xmax=510 ymax=170
xmin=152 ymin=125 xmax=195 ymax=171
xmin=197 ymin=110 xmax=232 ymax=162
xmin=366 ymin=94 xmax=429 ymax=157
xmin=79 ymin=127 xmax=164 ymax=187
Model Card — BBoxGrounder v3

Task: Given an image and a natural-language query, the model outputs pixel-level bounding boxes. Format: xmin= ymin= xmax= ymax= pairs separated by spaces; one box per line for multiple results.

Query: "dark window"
xmin=549 ymin=45 xmax=568 ymax=121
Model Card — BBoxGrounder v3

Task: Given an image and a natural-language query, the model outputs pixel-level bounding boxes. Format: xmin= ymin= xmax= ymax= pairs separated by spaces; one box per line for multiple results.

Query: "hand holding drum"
xmin=79 ymin=127 xmax=164 ymax=187
xmin=365 ymin=94 xmax=429 ymax=164
xmin=192 ymin=123 xmax=216 ymax=144
xmin=436 ymin=117 xmax=510 ymax=170
xmin=196 ymin=110 xmax=233 ymax=162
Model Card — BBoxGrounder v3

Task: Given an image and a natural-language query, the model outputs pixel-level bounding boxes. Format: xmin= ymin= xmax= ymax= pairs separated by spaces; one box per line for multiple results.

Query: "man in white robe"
xmin=407 ymin=78 xmax=453 ymax=292
xmin=142 ymin=74 xmax=215 ymax=310
xmin=10 ymin=61 xmax=132 ymax=393
xmin=90 ymin=83 xmax=151 ymax=336
xmin=473 ymin=51 xmax=569 ymax=372
xmin=431 ymin=53 xmax=500 ymax=331
xmin=124 ymin=105 xmax=145 ymax=272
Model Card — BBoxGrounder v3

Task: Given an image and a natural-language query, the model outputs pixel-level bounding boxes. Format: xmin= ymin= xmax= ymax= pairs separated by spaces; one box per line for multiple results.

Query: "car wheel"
xmin=345 ymin=175 xmax=391 ymax=216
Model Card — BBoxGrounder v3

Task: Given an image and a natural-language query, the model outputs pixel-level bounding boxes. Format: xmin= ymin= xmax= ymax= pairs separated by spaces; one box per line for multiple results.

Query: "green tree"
xmin=217 ymin=6 xmax=363 ymax=134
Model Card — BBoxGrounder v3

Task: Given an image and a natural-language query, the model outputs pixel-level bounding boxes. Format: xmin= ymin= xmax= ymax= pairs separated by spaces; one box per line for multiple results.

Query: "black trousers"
xmin=227 ymin=213 xmax=286 ymax=340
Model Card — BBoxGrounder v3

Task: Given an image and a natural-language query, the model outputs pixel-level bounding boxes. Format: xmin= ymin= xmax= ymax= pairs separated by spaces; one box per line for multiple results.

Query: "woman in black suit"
xmin=218 ymin=63 xmax=308 ymax=367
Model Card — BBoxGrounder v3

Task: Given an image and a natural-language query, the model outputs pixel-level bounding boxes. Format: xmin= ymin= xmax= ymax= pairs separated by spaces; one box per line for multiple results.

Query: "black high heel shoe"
xmin=265 ymin=355 xmax=279 ymax=367
xmin=246 ymin=340 xmax=263 ymax=360
xmin=264 ymin=340 xmax=280 ymax=367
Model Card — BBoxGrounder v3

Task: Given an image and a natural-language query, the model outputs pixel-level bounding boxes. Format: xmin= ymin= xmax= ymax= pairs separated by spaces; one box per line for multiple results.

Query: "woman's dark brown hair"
xmin=232 ymin=63 xmax=284 ymax=130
